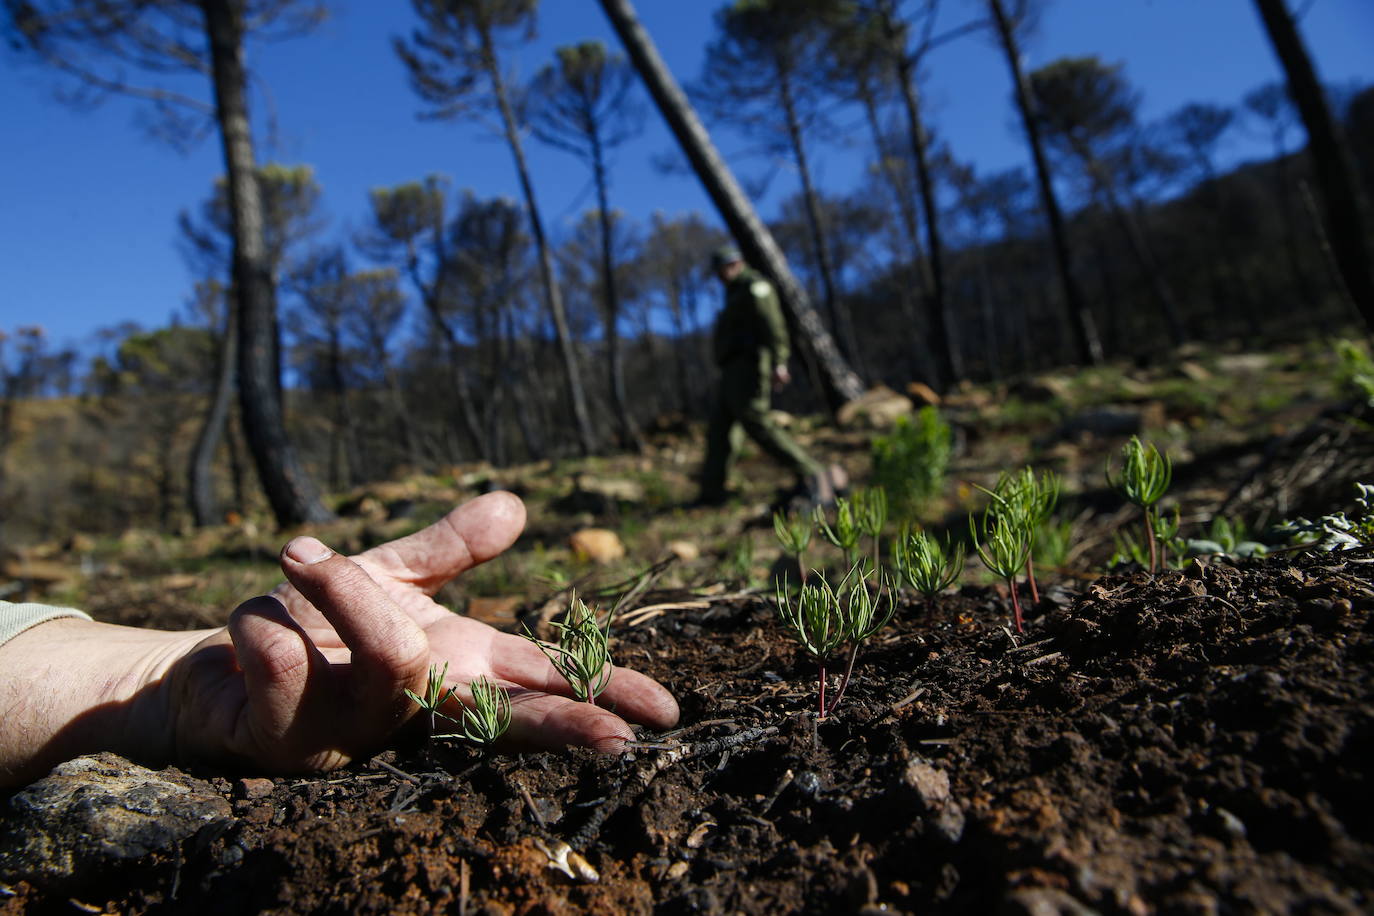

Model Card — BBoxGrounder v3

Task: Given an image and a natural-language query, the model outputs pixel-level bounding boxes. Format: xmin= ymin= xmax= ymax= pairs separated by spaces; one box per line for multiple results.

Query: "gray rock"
xmin=0 ymin=753 xmax=232 ymax=886
xmin=902 ymin=757 xmax=964 ymax=843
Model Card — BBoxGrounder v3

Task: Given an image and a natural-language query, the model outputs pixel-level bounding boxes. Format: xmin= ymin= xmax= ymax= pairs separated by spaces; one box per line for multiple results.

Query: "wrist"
xmin=0 ymin=618 xmax=215 ymax=786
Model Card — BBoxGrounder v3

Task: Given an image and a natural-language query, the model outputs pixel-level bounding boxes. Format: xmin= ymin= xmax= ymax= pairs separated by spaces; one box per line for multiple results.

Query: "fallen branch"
xmin=568 ymin=725 xmax=779 ymax=851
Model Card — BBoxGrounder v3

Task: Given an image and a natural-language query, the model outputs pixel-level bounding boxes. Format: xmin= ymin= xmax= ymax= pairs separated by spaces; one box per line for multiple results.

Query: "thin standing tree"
xmin=987 ymin=0 xmax=1103 ymax=366
xmin=528 ymin=41 xmax=646 ymax=451
xmin=396 ymin=0 xmax=596 ymax=454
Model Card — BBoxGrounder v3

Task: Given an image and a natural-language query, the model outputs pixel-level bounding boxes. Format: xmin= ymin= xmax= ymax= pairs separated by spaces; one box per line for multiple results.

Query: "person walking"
xmin=697 ymin=246 xmax=835 ymax=506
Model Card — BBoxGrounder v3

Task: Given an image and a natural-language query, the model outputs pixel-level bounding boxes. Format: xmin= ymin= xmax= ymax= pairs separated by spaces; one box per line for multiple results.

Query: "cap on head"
xmin=710 ymin=245 xmax=743 ymax=271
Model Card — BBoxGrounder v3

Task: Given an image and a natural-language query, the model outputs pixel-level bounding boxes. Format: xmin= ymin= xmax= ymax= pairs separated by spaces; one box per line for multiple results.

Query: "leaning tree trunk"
xmin=598 ymin=0 xmax=864 ymax=410
xmin=187 ymin=298 xmax=238 ymax=527
xmin=1254 ymin=0 xmax=1374 ymax=332
xmin=480 ymin=29 xmax=597 ymax=455
xmin=989 ymin=0 xmax=1104 ymax=367
xmin=203 ymin=0 xmax=331 ymax=526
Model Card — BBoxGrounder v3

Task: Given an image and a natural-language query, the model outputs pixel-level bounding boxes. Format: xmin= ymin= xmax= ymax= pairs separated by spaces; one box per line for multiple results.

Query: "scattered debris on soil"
xmin=4 ymin=545 xmax=1371 ymax=914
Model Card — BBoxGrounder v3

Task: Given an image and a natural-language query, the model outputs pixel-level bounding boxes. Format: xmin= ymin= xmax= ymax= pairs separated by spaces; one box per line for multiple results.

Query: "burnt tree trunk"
xmin=989 ymin=0 xmax=1104 ymax=366
xmin=1254 ymin=0 xmax=1374 ymax=332
xmin=203 ymin=0 xmax=331 ymax=526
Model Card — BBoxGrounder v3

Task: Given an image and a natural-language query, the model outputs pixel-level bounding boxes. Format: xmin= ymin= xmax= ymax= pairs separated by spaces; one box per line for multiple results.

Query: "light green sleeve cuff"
xmin=0 ymin=601 xmax=93 ymax=647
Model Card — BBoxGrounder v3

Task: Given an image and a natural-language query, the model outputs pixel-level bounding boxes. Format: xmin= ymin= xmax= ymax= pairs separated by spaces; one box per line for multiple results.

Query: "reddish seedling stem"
xmin=1025 ymin=555 xmax=1041 ymax=605
xmin=827 ymin=644 xmax=860 ymax=717
xmin=1008 ymin=576 xmax=1025 ymax=633
xmin=1145 ymin=510 xmax=1159 ymax=574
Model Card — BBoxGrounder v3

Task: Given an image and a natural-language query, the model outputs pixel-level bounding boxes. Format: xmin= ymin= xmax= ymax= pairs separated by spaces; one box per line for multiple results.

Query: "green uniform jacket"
xmin=712 ymin=267 xmax=790 ymax=368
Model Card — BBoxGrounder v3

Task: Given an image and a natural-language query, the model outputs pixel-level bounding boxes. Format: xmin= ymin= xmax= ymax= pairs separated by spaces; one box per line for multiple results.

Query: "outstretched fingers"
xmin=357 ymin=491 xmax=526 ymax=596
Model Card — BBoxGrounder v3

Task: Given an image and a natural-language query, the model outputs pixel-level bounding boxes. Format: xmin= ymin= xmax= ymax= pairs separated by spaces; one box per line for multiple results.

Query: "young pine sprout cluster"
xmin=774 ymin=564 xmax=895 ymax=719
xmin=970 ymin=466 xmax=1060 ymax=633
xmin=1106 ymin=436 xmax=1173 ymax=573
xmin=894 ymin=527 xmax=964 ymax=597
xmin=405 ymin=662 xmax=512 ymax=746
xmin=522 ymin=594 xmax=614 ymax=704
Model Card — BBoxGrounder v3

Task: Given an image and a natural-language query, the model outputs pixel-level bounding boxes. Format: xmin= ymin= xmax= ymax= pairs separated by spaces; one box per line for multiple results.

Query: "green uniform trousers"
xmin=700 ymin=353 xmax=822 ymax=498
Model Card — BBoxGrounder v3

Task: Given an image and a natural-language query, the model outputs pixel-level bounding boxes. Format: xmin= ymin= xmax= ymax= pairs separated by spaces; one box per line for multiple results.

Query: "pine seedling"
xmin=1152 ymin=505 xmax=1186 ymax=569
xmin=405 ymin=662 xmax=512 ymax=746
xmin=985 ymin=467 xmax=1060 ymax=604
xmin=852 ymin=487 xmax=889 ymax=571
xmin=773 ymin=508 xmax=813 ymax=584
xmin=815 ymin=496 xmax=862 ymax=567
xmin=972 ymin=505 xmax=1034 ymax=634
xmin=522 ymin=593 xmax=613 ymax=704
xmin=775 ymin=573 xmax=850 ymax=718
xmin=1106 ymin=437 xmax=1172 ymax=574
xmin=774 ymin=563 xmax=896 ymax=718
xmin=828 ymin=566 xmax=896 ymax=716
xmin=894 ymin=527 xmax=965 ymax=597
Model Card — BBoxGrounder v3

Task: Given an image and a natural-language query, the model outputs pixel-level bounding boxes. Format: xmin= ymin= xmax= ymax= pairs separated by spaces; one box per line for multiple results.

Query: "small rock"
xmin=837 ymin=385 xmax=914 ymax=428
xmin=466 ymin=595 xmax=523 ymax=627
xmin=1005 ymin=887 xmax=1101 ymax=916
xmin=903 ymin=759 xmax=952 ymax=808
xmin=235 ymin=777 xmax=274 ymax=800
xmin=569 ymin=528 xmax=626 ymax=565
xmin=0 ymin=753 xmax=231 ymax=887
xmin=1177 ymin=360 xmax=1211 ymax=382
xmin=905 ymin=381 xmax=941 ymax=406
xmin=1213 ymin=807 xmax=1247 ymax=839
xmin=666 ymin=540 xmax=700 ymax=563
xmin=1214 ymin=353 xmax=1270 ymax=373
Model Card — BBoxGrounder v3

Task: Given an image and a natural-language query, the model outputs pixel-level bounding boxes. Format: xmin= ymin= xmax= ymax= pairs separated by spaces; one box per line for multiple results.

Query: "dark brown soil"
xmin=5 ymin=545 xmax=1372 ymax=915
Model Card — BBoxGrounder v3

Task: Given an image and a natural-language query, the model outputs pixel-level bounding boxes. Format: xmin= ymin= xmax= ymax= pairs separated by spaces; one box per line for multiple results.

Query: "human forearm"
xmin=0 ymin=618 xmax=212 ymax=787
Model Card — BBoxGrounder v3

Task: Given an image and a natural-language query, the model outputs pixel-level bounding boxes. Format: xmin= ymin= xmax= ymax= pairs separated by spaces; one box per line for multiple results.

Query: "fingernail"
xmin=284 ymin=536 xmax=333 ymax=565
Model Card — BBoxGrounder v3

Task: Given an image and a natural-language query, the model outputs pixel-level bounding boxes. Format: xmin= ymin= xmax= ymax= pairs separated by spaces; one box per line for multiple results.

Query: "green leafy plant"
xmin=814 ymin=496 xmax=862 ymax=568
xmin=852 ymin=487 xmax=888 ymax=571
xmin=1187 ymin=516 xmax=1268 ymax=559
xmin=773 ymin=509 xmax=813 ymax=583
xmin=522 ymin=594 xmax=613 ymax=704
xmin=1106 ymin=437 xmax=1172 ymax=574
xmin=1277 ymin=482 xmax=1374 ymax=551
xmin=726 ymin=535 xmax=757 ymax=586
xmin=774 ymin=564 xmax=895 ymax=718
xmin=981 ymin=467 xmax=1060 ymax=603
xmin=893 ymin=527 xmax=964 ymax=597
xmin=405 ymin=662 xmax=512 ymax=746
xmin=1033 ymin=516 xmax=1075 ymax=572
xmin=972 ymin=504 xmax=1034 ymax=634
xmin=871 ymin=407 xmax=952 ymax=522
xmin=1334 ymin=339 xmax=1374 ymax=406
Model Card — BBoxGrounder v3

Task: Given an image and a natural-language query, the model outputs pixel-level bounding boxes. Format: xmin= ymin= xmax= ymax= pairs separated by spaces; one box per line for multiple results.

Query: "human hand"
xmin=772 ymin=363 xmax=791 ymax=390
xmin=159 ymin=492 xmax=678 ymax=774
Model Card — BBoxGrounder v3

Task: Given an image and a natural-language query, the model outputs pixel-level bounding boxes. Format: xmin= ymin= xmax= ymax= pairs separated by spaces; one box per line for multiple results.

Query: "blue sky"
xmin=2 ymin=0 xmax=1371 ymax=353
